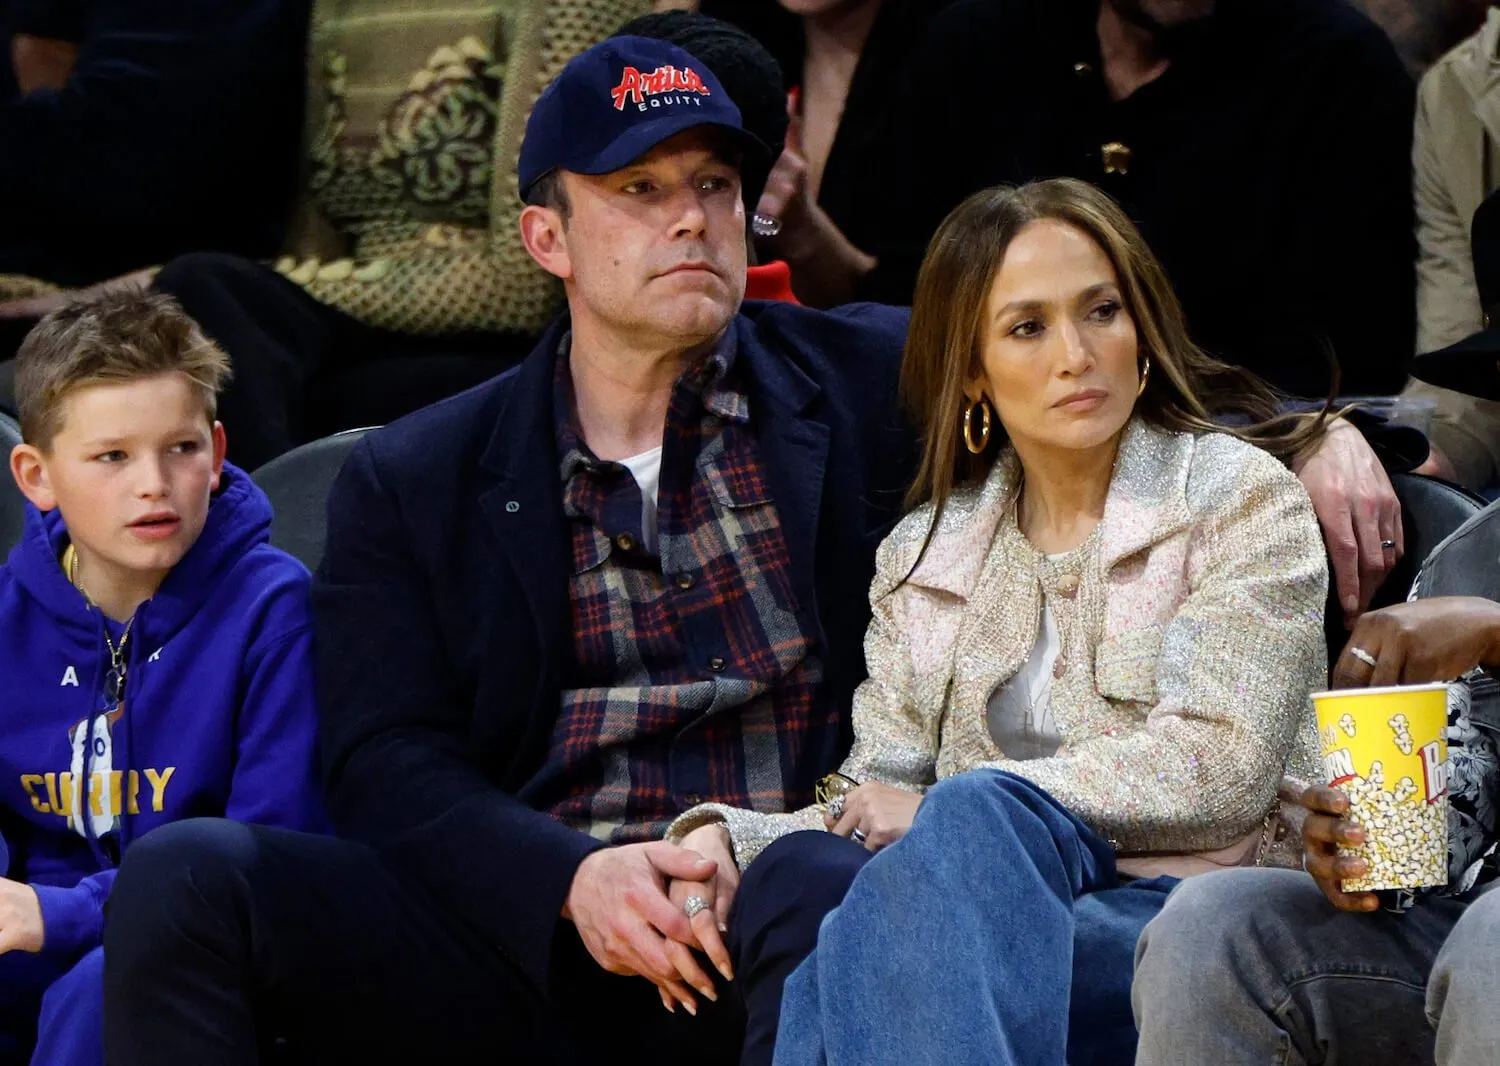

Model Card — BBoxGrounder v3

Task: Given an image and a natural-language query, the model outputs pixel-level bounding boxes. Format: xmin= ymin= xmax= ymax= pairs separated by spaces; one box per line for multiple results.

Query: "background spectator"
xmin=141 ymin=0 xmax=650 ymax=470
xmin=860 ymin=0 xmax=1417 ymax=401
xmin=1408 ymin=8 xmax=1500 ymax=491
xmin=0 ymin=0 xmax=308 ymax=301
xmin=699 ymin=0 xmax=957 ymax=308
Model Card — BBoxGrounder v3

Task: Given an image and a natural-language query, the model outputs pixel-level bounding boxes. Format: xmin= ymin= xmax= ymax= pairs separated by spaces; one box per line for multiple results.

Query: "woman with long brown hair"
xmin=671 ymin=177 xmax=1331 ymax=1064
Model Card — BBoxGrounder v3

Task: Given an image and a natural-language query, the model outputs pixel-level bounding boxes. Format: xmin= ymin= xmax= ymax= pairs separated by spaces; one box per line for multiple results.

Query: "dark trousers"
xmin=102 ymin=820 xmax=869 ymax=1066
xmin=150 ymin=254 xmax=536 ymax=471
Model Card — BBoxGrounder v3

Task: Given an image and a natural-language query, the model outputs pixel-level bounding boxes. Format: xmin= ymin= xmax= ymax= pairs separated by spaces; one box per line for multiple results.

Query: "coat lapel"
xmin=740 ymin=317 xmax=831 ymax=624
xmin=479 ymin=319 xmax=571 ymax=651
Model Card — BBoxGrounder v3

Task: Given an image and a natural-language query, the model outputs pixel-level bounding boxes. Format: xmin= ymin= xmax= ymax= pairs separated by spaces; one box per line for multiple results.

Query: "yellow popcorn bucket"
xmin=1311 ymin=683 xmax=1449 ymax=892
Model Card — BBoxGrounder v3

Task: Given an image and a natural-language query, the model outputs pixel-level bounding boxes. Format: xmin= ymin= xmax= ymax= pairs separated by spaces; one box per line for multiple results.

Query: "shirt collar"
xmin=554 ymin=328 xmax=749 ymax=482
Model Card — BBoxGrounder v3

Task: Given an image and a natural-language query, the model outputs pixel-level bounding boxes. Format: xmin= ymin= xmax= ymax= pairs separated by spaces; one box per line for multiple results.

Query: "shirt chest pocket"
xmin=1093 ymin=625 xmax=1164 ymax=706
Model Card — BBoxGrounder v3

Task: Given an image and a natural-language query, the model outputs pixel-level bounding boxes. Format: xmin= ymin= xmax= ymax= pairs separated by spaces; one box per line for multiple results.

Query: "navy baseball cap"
xmin=518 ymin=36 xmax=768 ymax=199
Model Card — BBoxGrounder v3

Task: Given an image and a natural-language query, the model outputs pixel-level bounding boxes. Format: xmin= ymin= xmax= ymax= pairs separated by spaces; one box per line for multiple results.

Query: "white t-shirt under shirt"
xmin=618 ymin=445 xmax=663 ymax=555
xmin=985 ymin=591 xmax=1065 ymax=761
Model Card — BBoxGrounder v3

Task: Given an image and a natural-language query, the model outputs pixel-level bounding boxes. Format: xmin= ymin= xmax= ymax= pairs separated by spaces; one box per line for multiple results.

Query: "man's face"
xmin=1107 ymin=0 xmax=1217 ymax=31
xmin=15 ymin=373 xmax=226 ymax=591
xmin=549 ymin=130 xmax=748 ymax=348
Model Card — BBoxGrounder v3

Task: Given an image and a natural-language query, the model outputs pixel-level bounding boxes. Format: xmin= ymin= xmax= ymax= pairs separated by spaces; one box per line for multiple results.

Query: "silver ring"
xmin=827 ymin=796 xmax=845 ymax=822
xmin=752 ymin=212 xmax=783 ymax=238
xmin=1380 ymin=539 xmax=1397 ymax=551
xmin=850 ymin=828 xmax=868 ymax=845
xmin=683 ymin=895 xmax=710 ymax=919
xmin=1348 ymin=646 xmax=1378 ymax=668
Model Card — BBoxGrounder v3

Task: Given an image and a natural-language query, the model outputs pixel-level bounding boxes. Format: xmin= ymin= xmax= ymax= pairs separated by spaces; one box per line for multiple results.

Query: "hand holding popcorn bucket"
xmin=1311 ymin=683 xmax=1449 ymax=892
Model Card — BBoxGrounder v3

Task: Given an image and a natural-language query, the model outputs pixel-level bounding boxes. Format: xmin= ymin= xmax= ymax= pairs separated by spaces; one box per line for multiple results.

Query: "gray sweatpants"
xmin=1131 ymin=867 xmax=1499 ymax=1065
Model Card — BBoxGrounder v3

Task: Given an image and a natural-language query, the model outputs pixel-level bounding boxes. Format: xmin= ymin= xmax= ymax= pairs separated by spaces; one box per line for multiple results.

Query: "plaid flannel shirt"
xmin=535 ymin=333 xmax=830 ymax=843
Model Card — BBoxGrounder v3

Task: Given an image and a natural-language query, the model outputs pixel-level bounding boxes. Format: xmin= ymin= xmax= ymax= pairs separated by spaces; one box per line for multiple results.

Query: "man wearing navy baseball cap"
xmin=100 ymin=33 xmax=914 ymax=1066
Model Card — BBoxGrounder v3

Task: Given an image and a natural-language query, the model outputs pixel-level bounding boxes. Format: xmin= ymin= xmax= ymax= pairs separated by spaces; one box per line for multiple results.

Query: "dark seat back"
xmin=250 ymin=428 xmax=372 ymax=572
xmin=0 ymin=414 xmax=24 ymax=558
xmin=1325 ymin=474 xmax=1486 ymax=665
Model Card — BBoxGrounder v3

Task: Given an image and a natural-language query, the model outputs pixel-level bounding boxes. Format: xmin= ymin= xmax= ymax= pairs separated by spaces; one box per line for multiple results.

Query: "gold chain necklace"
xmin=64 ymin=544 xmax=134 ymax=699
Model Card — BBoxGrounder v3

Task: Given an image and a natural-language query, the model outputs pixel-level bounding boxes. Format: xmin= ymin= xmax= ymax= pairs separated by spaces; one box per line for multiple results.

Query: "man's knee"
xmin=1430 ymin=888 xmax=1500 ymax=1030
xmin=731 ymin=831 xmax=869 ymax=959
xmin=107 ymin=818 xmax=259 ymax=962
xmin=1135 ymin=869 xmax=1318 ymax=1012
xmin=740 ymin=831 xmax=868 ymax=910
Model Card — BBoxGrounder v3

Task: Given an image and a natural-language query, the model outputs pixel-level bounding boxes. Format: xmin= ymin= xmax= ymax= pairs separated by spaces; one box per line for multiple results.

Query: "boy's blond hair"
xmin=15 ymin=291 xmax=232 ymax=451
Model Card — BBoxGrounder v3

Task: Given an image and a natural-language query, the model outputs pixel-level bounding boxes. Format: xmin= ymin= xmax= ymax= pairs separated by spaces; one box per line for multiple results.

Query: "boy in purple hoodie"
xmin=0 ymin=292 xmax=326 ymax=1065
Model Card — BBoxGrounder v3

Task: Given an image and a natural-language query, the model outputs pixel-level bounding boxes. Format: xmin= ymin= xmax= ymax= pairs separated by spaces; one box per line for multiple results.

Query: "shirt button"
xmin=708 ymin=656 xmax=726 ymax=672
xmin=1056 ymin=574 xmax=1080 ymax=599
xmin=675 ymin=572 xmax=696 ymax=590
xmin=615 ymin=533 xmax=637 ymax=552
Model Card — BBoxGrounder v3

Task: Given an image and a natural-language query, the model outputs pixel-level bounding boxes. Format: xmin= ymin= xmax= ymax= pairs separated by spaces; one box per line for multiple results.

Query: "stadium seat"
xmin=0 ymin=413 xmax=24 ymax=557
xmin=250 ymin=427 xmax=372 ymax=572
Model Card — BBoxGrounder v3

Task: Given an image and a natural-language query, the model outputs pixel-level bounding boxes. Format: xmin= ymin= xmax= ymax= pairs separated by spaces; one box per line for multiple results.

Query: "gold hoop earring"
xmin=1137 ymin=356 xmax=1151 ymax=398
xmin=962 ymin=398 xmax=992 ymax=454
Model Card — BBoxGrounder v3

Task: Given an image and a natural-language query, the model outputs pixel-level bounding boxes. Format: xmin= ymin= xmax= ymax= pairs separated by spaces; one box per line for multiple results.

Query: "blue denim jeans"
xmin=772 ymin=770 xmax=1176 ymax=1066
xmin=1133 ymin=867 xmax=1498 ymax=1065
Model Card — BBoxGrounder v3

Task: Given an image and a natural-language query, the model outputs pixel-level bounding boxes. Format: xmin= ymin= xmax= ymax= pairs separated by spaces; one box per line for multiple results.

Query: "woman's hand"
xmin=662 ymin=824 xmax=739 ymax=1013
xmin=826 ymin=782 xmax=922 ymax=852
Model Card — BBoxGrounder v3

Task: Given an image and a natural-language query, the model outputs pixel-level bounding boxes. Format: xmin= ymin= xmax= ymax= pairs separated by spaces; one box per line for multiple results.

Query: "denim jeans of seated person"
xmin=1133 ymin=866 xmax=1499 ymax=1066
xmin=772 ymin=770 xmax=1177 ymax=1066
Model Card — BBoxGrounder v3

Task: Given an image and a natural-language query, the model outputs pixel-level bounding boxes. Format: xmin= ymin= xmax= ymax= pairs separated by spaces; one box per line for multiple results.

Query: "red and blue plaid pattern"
xmin=538 ymin=335 xmax=831 ymax=843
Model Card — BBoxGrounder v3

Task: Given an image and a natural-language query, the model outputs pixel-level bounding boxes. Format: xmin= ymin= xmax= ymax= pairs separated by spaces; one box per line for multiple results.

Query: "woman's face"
xmin=969 ymin=219 xmax=1141 ymax=458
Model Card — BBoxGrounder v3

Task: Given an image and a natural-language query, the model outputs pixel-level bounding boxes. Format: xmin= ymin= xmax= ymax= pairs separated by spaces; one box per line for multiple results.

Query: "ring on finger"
xmin=827 ymin=796 xmax=845 ymax=822
xmin=683 ymin=895 xmax=710 ymax=919
xmin=1380 ymin=539 xmax=1397 ymax=551
xmin=850 ymin=828 xmax=868 ymax=844
xmin=1347 ymin=646 xmax=1378 ymax=668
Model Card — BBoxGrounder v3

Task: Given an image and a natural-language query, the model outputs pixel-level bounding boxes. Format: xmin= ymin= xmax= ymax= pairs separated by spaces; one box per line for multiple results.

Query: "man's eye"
xmin=700 ymin=175 xmax=733 ymax=192
xmin=172 ymin=440 xmax=201 ymax=455
xmin=95 ymin=450 xmax=126 ymax=463
xmin=623 ymin=180 xmax=656 ymax=195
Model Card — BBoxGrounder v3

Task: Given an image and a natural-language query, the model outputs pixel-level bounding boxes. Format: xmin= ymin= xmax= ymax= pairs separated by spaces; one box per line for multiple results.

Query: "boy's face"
xmin=10 ymin=373 xmax=227 ymax=585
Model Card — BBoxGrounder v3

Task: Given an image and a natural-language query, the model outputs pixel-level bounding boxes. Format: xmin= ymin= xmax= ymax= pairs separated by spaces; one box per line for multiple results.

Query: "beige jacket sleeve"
xmin=978 ymin=450 xmax=1328 ymax=855
xmin=1415 ymin=66 xmax=1484 ymax=354
xmin=666 ymin=531 xmax=942 ymax=869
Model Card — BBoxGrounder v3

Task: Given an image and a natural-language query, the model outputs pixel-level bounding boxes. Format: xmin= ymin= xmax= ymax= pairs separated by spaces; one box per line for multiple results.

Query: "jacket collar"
xmin=905 ymin=419 xmax=1195 ymax=599
xmin=1455 ymin=9 xmax=1500 ymax=112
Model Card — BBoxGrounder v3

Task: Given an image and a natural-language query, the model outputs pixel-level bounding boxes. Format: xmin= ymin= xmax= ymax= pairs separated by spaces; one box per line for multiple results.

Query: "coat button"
xmin=708 ymin=656 xmax=726 ymax=672
xmin=675 ymin=572 xmax=695 ymax=590
xmin=615 ymin=533 xmax=637 ymax=552
xmin=505 ymin=500 xmax=520 ymax=513
xmin=1056 ymin=574 xmax=1080 ymax=598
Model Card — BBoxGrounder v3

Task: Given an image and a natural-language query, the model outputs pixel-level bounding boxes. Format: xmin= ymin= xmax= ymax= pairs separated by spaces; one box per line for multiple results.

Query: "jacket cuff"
xmin=33 ymin=880 xmax=104 ymax=958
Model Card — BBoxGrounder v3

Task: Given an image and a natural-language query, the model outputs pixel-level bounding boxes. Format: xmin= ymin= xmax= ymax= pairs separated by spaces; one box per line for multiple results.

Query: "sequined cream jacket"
xmin=668 ymin=420 xmax=1328 ymax=879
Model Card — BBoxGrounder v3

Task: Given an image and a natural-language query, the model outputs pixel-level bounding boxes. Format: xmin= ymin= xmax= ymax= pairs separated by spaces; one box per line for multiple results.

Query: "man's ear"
xmin=10 ymin=443 xmax=57 ymax=512
xmin=520 ymin=203 xmax=574 ymax=281
xmin=209 ymin=421 xmax=227 ymax=491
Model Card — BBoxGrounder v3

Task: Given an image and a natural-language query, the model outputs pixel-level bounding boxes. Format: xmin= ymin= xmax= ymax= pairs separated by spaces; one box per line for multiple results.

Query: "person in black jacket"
xmin=858 ymin=0 xmax=1417 ymax=401
xmin=0 ymin=0 xmax=307 ymax=294
xmin=97 ymin=37 xmax=916 ymax=1066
